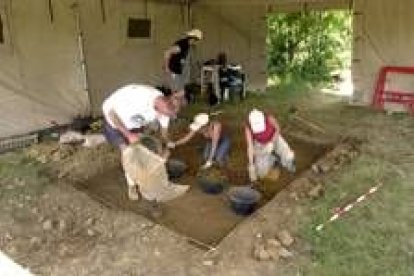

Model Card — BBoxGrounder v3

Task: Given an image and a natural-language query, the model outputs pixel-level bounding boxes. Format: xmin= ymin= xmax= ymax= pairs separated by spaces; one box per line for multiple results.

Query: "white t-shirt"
xmin=102 ymin=84 xmax=170 ymax=130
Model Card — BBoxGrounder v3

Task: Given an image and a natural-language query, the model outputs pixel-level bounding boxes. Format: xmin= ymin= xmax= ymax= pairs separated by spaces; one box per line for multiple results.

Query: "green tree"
xmin=267 ymin=10 xmax=351 ymax=83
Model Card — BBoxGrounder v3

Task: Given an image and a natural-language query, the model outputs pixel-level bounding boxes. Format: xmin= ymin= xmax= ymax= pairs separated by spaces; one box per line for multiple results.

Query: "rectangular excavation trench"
xmin=72 ymin=134 xmax=332 ymax=246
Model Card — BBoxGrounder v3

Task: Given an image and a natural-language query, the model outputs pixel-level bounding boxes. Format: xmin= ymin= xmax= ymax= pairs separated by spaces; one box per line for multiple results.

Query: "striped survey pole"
xmin=316 ymin=182 xmax=383 ymax=232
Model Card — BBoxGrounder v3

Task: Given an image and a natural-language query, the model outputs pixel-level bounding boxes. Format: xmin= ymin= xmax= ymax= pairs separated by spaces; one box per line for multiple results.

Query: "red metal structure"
xmin=373 ymin=66 xmax=414 ymax=115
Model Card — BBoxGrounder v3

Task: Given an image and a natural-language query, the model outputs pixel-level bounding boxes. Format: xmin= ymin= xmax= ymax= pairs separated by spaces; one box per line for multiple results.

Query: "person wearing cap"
xmin=102 ymin=84 xmax=177 ymax=200
xmin=164 ymin=29 xmax=203 ymax=101
xmin=167 ymin=113 xmax=231 ymax=169
xmin=245 ymin=109 xmax=296 ymax=182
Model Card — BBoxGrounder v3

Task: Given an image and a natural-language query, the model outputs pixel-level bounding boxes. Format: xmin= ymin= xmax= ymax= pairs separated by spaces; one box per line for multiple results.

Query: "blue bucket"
xmin=228 ymin=186 xmax=261 ymax=216
xmin=198 ymin=176 xmax=226 ymax=195
xmin=166 ymin=159 xmax=187 ymax=180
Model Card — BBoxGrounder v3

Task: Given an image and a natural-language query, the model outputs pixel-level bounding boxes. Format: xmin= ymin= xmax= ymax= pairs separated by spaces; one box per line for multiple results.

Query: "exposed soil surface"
xmin=75 ymin=135 xmax=329 ymax=246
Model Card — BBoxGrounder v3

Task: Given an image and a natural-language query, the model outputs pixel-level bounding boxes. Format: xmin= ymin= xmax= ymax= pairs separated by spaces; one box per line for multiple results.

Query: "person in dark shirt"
xmin=163 ymin=29 xmax=203 ymax=106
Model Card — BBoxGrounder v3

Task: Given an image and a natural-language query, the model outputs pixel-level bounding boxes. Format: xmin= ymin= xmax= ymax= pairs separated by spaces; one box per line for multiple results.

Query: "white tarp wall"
xmin=352 ymin=0 xmax=414 ymax=108
xmin=193 ymin=0 xmax=268 ymax=91
xmin=79 ymin=0 xmax=189 ymax=115
xmin=0 ymin=0 xmax=89 ymax=138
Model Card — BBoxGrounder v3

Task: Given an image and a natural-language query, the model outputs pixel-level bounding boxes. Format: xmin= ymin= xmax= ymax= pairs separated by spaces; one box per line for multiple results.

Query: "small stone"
xmin=58 ymin=219 xmax=67 ymax=231
xmin=38 ymin=155 xmax=47 ymax=164
xmin=255 ymin=233 xmax=263 ymax=239
xmin=85 ymin=217 xmax=95 ymax=226
xmin=202 ymin=259 xmax=214 ymax=266
xmin=278 ymin=247 xmax=293 ymax=259
xmin=253 ymin=245 xmax=270 ymax=261
xmin=30 ymin=236 xmax=42 ymax=247
xmin=87 ymin=229 xmax=95 ymax=237
xmin=25 ymin=195 xmax=31 ymax=201
xmin=58 ymin=245 xmax=69 ymax=257
xmin=154 ymin=249 xmax=161 ymax=257
xmin=266 ymin=238 xmax=281 ymax=249
xmin=4 ymin=232 xmax=13 ymax=241
xmin=289 ymin=192 xmax=299 ymax=201
xmin=42 ymin=219 xmax=53 ymax=231
xmin=308 ymin=184 xmax=325 ymax=200
xmin=311 ymin=164 xmax=320 ymax=174
xmin=277 ymin=230 xmax=294 ymax=247
xmin=319 ymin=162 xmax=331 ymax=173
xmin=267 ymin=245 xmax=280 ymax=260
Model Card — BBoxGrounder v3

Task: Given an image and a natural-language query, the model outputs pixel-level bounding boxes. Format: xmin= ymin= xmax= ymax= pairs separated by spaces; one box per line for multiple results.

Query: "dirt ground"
xmin=0 ymin=89 xmax=413 ymax=275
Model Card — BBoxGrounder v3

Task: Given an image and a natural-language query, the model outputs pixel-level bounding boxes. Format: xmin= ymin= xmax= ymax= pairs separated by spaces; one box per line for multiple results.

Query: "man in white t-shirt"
xmin=102 ymin=84 xmax=177 ymax=200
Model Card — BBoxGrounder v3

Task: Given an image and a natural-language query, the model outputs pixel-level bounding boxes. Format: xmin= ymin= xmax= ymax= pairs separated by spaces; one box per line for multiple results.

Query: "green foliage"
xmin=267 ymin=10 xmax=352 ymax=83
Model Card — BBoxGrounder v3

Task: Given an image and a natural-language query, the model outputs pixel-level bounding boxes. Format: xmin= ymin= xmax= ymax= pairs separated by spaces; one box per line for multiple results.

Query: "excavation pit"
xmin=73 ymin=134 xmax=341 ymax=246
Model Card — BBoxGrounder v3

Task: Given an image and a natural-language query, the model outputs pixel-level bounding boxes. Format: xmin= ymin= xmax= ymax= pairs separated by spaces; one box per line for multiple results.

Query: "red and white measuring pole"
xmin=316 ymin=182 xmax=383 ymax=232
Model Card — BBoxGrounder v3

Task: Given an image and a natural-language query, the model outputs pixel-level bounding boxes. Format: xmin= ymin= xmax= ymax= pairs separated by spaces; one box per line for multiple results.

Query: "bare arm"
xmin=164 ymin=45 xmax=180 ymax=73
xmin=174 ymin=129 xmax=197 ymax=146
xmin=206 ymin=122 xmax=222 ymax=161
xmin=244 ymin=125 xmax=254 ymax=166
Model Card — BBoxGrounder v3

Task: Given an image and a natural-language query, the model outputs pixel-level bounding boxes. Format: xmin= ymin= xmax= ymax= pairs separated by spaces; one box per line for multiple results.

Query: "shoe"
xmin=128 ymin=185 xmax=140 ymax=201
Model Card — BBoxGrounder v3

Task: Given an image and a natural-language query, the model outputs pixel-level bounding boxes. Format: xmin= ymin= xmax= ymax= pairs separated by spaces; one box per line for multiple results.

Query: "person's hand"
xmin=201 ymin=160 xmax=213 ymax=170
xmin=264 ymin=142 xmax=274 ymax=154
xmin=248 ymin=163 xmax=257 ymax=182
xmin=167 ymin=142 xmax=176 ymax=149
xmin=126 ymin=133 xmax=140 ymax=144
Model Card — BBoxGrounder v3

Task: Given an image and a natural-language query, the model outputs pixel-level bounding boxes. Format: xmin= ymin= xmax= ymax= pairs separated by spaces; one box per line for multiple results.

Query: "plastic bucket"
xmin=228 ymin=186 xmax=261 ymax=216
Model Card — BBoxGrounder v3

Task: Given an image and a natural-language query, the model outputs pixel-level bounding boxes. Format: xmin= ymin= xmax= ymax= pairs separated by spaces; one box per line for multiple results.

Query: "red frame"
xmin=373 ymin=66 xmax=414 ymax=115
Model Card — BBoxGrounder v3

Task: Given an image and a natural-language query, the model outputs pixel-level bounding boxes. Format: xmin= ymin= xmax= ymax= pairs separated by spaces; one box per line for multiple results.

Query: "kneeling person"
xmin=245 ymin=109 xmax=295 ymax=182
xmin=168 ymin=113 xmax=231 ymax=169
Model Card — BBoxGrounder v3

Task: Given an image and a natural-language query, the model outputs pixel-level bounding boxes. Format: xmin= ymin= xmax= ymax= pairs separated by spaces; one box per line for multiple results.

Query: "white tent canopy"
xmin=0 ymin=0 xmax=413 ymax=138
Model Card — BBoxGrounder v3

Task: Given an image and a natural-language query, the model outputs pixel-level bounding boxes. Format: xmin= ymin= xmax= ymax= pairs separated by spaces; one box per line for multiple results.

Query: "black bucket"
xmin=228 ymin=186 xmax=261 ymax=216
xmin=166 ymin=159 xmax=187 ymax=180
xmin=198 ymin=176 xmax=226 ymax=195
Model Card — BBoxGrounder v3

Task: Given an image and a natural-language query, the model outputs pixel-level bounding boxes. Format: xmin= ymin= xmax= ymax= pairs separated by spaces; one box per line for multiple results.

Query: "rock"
xmin=308 ymin=184 xmax=325 ymax=200
xmin=279 ymin=247 xmax=293 ymax=259
xmin=277 ymin=230 xmax=294 ymax=247
xmin=311 ymin=164 xmax=320 ymax=174
xmin=267 ymin=245 xmax=280 ymax=260
xmin=202 ymin=260 xmax=214 ymax=266
xmin=266 ymin=238 xmax=281 ymax=249
xmin=289 ymin=192 xmax=299 ymax=201
xmin=154 ymin=249 xmax=161 ymax=257
xmin=42 ymin=219 xmax=53 ymax=231
xmin=58 ymin=219 xmax=67 ymax=231
xmin=37 ymin=155 xmax=48 ymax=164
xmin=85 ymin=217 xmax=95 ymax=226
xmin=319 ymin=162 xmax=331 ymax=173
xmin=253 ymin=244 xmax=271 ymax=261
xmin=30 ymin=236 xmax=42 ymax=247
xmin=58 ymin=245 xmax=69 ymax=257
xmin=87 ymin=229 xmax=95 ymax=237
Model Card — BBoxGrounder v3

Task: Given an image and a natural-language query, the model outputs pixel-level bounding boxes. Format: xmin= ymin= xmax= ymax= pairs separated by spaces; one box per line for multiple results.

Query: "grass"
xmin=300 ymin=155 xmax=414 ymax=275
xmin=1 ymin=79 xmax=413 ymax=275
xmin=194 ymin=80 xmax=414 ymax=275
xmin=0 ymin=152 xmax=50 ymax=201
